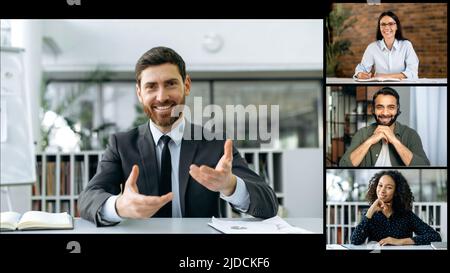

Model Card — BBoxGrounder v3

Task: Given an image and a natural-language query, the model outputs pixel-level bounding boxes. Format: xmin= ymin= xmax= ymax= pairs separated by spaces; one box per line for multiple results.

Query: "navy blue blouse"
xmin=351 ymin=210 xmax=442 ymax=245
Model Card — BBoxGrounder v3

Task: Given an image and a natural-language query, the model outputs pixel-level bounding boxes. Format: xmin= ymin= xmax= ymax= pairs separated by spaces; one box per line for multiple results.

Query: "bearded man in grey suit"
xmin=79 ymin=46 xmax=278 ymax=226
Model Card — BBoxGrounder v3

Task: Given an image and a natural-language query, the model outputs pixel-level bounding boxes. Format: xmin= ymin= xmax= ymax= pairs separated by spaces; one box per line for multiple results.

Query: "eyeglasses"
xmin=380 ymin=22 xmax=397 ymax=28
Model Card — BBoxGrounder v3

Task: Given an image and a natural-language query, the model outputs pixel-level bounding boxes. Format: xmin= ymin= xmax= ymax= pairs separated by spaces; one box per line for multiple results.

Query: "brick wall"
xmin=331 ymin=3 xmax=447 ymax=78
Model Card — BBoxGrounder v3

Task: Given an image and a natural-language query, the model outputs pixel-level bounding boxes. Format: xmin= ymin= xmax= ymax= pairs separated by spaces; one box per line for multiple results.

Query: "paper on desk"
xmin=342 ymin=241 xmax=432 ymax=250
xmin=343 ymin=241 xmax=381 ymax=250
xmin=326 ymin=244 xmax=347 ymax=250
xmin=208 ymin=216 xmax=313 ymax=234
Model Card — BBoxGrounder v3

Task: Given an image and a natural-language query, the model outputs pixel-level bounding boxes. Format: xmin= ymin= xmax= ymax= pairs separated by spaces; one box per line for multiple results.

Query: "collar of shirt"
xmin=148 ymin=116 xmax=185 ymax=147
xmin=392 ymin=121 xmax=403 ymax=138
xmin=379 ymin=39 xmax=399 ymax=52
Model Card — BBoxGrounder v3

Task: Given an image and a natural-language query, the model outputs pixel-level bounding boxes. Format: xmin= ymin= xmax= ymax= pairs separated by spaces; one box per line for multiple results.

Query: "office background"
xmin=326 ymin=3 xmax=447 ymax=78
xmin=326 ymin=86 xmax=447 ymax=167
xmin=0 ymin=19 xmax=323 ymax=220
xmin=326 ymin=169 xmax=447 ymax=244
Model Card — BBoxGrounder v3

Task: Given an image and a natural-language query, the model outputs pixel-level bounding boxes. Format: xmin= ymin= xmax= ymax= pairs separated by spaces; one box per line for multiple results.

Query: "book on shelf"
xmin=60 ymin=201 xmax=71 ymax=214
xmin=32 ymin=200 xmax=42 ymax=211
xmin=74 ymin=200 xmax=80 ymax=217
xmin=336 ymin=226 xmax=343 ymax=244
xmin=60 ymin=161 xmax=70 ymax=195
xmin=33 ymin=161 xmax=42 ymax=196
xmin=46 ymin=161 xmax=55 ymax=195
xmin=46 ymin=201 xmax=56 ymax=213
xmin=74 ymin=160 xmax=85 ymax=195
xmin=0 ymin=211 xmax=73 ymax=231
xmin=355 ymin=77 xmax=401 ymax=82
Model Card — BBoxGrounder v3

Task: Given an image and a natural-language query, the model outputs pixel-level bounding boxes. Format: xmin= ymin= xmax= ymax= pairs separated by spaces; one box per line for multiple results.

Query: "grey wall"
xmin=0 ymin=186 xmax=31 ymax=213
xmin=283 ymin=148 xmax=323 ymax=218
xmin=41 ymin=19 xmax=323 ymax=72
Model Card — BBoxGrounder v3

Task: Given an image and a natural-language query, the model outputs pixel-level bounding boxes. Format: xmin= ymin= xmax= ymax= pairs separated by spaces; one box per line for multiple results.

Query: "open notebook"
xmin=0 ymin=211 xmax=73 ymax=231
xmin=355 ymin=77 xmax=402 ymax=82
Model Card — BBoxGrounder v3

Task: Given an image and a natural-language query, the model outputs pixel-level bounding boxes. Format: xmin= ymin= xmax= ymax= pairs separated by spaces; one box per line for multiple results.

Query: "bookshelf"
xmin=33 ymin=150 xmax=284 ymax=218
xmin=326 ymin=202 xmax=369 ymax=245
xmin=225 ymin=149 xmax=283 ymax=217
xmin=326 ymin=86 xmax=378 ymax=166
xmin=32 ymin=151 xmax=103 ymax=217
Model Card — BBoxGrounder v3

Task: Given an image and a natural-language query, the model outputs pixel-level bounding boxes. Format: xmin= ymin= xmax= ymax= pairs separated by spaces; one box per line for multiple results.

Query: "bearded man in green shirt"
xmin=340 ymin=87 xmax=430 ymax=167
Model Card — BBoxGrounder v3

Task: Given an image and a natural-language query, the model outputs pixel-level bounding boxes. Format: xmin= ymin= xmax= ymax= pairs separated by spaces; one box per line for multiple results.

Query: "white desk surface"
xmin=326 ymin=77 xmax=447 ymax=85
xmin=7 ymin=217 xmax=323 ymax=234
xmin=326 ymin=243 xmax=445 ymax=250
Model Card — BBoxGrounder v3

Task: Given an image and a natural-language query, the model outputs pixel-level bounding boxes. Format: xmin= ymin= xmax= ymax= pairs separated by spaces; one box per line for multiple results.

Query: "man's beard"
xmin=374 ymin=113 xmax=398 ymax=126
xmin=142 ymin=95 xmax=185 ymax=127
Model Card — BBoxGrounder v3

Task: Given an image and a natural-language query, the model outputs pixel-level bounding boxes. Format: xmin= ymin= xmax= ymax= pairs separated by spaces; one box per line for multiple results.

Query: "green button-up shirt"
xmin=339 ymin=122 xmax=430 ymax=167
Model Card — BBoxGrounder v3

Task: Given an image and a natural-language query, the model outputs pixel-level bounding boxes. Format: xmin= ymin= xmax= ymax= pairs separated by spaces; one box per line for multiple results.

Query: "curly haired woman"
xmin=351 ymin=170 xmax=441 ymax=245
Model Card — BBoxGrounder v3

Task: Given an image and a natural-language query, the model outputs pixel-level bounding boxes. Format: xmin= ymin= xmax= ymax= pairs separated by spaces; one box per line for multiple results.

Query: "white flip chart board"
xmin=1 ymin=47 xmax=36 ymax=185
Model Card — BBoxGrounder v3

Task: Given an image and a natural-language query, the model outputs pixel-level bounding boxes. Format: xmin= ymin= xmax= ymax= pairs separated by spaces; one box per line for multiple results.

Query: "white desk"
xmin=326 ymin=77 xmax=447 ymax=85
xmin=326 ymin=243 xmax=445 ymax=250
xmin=8 ymin=217 xmax=323 ymax=234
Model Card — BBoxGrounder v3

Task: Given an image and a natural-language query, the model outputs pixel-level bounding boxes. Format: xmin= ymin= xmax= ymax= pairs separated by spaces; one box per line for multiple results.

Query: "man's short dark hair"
xmin=372 ymin=87 xmax=400 ymax=108
xmin=135 ymin=46 xmax=186 ymax=86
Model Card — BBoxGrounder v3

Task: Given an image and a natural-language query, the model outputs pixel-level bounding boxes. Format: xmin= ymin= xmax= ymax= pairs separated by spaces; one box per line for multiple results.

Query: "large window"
xmin=213 ymin=80 xmax=321 ymax=148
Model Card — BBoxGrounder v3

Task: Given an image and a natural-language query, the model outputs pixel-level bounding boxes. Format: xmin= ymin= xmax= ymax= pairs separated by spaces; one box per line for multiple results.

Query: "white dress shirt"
xmin=99 ymin=118 xmax=250 ymax=222
xmin=354 ymin=39 xmax=419 ymax=79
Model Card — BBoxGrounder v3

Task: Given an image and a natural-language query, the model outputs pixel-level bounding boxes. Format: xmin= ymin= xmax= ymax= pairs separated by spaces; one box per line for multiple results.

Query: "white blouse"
xmin=354 ymin=39 xmax=419 ymax=79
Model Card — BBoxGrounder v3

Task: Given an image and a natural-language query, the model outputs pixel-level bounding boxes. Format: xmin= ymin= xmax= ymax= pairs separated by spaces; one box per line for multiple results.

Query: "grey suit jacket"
xmin=78 ymin=121 xmax=278 ymax=226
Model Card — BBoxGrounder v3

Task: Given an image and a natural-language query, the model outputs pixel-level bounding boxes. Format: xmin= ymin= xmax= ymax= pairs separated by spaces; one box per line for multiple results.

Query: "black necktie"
xmin=158 ymin=135 xmax=172 ymax=217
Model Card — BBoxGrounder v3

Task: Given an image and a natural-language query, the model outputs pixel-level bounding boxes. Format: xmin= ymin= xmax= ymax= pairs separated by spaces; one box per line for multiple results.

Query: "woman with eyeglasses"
xmin=351 ymin=170 xmax=441 ymax=246
xmin=354 ymin=11 xmax=419 ymax=80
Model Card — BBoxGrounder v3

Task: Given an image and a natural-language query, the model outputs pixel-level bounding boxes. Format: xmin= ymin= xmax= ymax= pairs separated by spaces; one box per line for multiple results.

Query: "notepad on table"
xmin=0 ymin=211 xmax=73 ymax=231
xmin=208 ymin=216 xmax=312 ymax=234
xmin=355 ymin=77 xmax=402 ymax=82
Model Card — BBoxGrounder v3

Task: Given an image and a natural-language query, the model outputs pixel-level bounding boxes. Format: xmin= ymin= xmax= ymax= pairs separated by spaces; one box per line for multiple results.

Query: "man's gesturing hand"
xmin=189 ymin=139 xmax=237 ymax=196
xmin=115 ymin=165 xmax=173 ymax=219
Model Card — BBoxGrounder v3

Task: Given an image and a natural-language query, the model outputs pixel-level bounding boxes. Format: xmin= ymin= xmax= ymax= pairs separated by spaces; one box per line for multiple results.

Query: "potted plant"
xmin=39 ymin=67 xmax=116 ymax=151
xmin=326 ymin=5 xmax=356 ymax=77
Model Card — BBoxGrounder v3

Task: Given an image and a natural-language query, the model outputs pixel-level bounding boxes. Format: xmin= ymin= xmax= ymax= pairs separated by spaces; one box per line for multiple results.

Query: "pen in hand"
xmin=357 ymin=72 xmax=372 ymax=79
